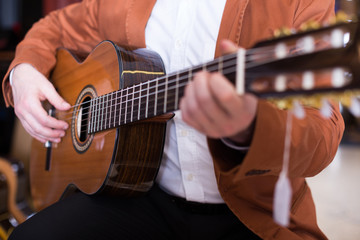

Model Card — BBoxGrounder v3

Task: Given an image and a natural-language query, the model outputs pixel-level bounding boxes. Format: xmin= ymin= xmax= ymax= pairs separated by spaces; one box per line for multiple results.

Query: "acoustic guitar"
xmin=30 ymin=19 xmax=360 ymax=211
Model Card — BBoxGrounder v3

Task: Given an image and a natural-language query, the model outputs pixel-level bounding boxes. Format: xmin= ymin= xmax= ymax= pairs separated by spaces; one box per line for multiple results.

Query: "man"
xmin=2 ymin=0 xmax=344 ymax=239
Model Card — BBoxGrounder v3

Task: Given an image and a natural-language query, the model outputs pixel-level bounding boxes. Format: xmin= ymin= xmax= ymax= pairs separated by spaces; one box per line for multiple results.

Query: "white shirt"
xmin=145 ymin=0 xmax=227 ymax=203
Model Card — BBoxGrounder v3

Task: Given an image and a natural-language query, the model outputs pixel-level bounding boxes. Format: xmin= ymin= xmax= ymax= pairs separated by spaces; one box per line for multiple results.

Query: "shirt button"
xmin=187 ymin=173 xmax=194 ymax=181
xmin=175 ymin=39 xmax=182 ymax=49
xmin=180 ymin=130 xmax=188 ymax=137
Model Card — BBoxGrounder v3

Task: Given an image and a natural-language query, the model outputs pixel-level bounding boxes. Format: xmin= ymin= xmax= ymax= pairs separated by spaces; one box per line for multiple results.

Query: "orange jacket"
xmin=2 ymin=0 xmax=344 ymax=239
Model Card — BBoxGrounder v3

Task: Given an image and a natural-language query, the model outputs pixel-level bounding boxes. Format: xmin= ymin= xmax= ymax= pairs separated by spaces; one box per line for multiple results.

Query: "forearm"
xmin=209 ymin=99 xmax=345 ymax=179
xmin=2 ymin=0 xmax=102 ymax=106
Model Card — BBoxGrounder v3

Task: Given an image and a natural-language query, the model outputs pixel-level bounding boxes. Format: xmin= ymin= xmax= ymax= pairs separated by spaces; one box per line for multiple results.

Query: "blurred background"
xmin=0 ymin=0 xmax=359 ymax=239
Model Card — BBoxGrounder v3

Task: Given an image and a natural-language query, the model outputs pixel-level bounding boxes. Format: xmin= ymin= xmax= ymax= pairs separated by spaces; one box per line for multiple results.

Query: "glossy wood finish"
xmin=30 ymin=41 xmax=170 ymax=210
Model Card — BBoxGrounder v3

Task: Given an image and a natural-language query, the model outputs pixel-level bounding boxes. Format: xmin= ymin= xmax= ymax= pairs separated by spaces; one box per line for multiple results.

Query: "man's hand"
xmin=11 ymin=63 xmax=71 ymax=143
xmin=179 ymin=40 xmax=258 ymax=145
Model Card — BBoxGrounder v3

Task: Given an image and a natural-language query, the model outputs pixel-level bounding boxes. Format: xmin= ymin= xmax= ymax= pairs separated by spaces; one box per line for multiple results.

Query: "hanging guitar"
xmin=30 ymin=14 xmax=360 ymax=211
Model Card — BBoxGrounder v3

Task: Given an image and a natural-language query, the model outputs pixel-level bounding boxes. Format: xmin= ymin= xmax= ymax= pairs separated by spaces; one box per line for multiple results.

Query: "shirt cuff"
xmin=220 ymin=138 xmax=250 ymax=151
xmin=9 ymin=68 xmax=15 ymax=86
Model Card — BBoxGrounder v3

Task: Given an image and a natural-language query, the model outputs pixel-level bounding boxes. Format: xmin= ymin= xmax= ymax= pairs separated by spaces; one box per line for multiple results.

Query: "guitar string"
xmin=63 ymin=66 xmax=272 ymax=136
xmin=52 ymin=42 xmax=310 ymax=133
xmin=55 ymin=55 xmax=302 ymax=133
xmin=56 ymin=45 xmax=288 ymax=122
xmin=64 ymin=54 xmax=330 ymax=135
xmin=54 ymin=34 xmax=337 ymax=120
xmin=58 ymin=44 xmax=286 ymax=113
xmin=55 ymin=59 xmax=245 ymax=124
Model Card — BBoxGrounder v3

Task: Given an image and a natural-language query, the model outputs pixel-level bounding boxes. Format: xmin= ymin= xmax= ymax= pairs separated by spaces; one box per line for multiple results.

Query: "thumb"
xmin=42 ymin=83 xmax=71 ymax=111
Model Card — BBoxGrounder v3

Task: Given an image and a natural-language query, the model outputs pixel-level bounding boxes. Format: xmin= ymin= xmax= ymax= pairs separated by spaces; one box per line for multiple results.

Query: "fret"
xmin=94 ymin=97 xmax=98 ymax=132
xmin=137 ymin=84 xmax=141 ymax=120
xmin=98 ymin=97 xmax=102 ymax=131
xmin=105 ymin=94 xmax=109 ymax=130
xmin=108 ymin=93 xmax=112 ymax=129
xmin=98 ymin=96 xmax=104 ymax=131
xmin=139 ymin=82 xmax=147 ymax=120
xmin=100 ymin=95 xmax=104 ymax=131
xmin=154 ymin=79 xmax=158 ymax=116
xmin=93 ymin=98 xmax=97 ymax=133
xmin=113 ymin=91 xmax=117 ymax=127
xmin=108 ymin=94 xmax=111 ymax=129
xmin=88 ymin=99 xmax=93 ymax=134
xmin=174 ymin=72 xmax=179 ymax=110
xmin=218 ymin=56 xmax=223 ymax=75
xmin=189 ymin=68 xmax=192 ymax=84
xmin=163 ymin=76 xmax=168 ymax=113
xmin=145 ymin=81 xmax=149 ymax=118
xmin=131 ymin=85 xmax=135 ymax=123
xmin=147 ymin=78 xmax=157 ymax=118
xmin=124 ymin=88 xmax=129 ymax=124
xmin=118 ymin=90 xmax=122 ymax=126
xmin=202 ymin=62 xmax=207 ymax=71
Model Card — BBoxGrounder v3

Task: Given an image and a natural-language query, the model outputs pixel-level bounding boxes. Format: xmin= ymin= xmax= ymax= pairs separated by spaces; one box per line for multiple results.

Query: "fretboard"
xmin=87 ymin=54 xmax=238 ymax=134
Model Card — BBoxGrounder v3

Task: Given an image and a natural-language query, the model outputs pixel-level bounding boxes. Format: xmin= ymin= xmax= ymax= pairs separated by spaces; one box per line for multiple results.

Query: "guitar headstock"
xmin=242 ymin=12 xmax=360 ymax=117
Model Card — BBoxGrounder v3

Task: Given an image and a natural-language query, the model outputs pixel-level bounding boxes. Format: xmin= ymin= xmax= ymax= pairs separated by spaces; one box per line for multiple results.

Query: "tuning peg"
xmin=329 ymin=10 xmax=353 ymax=25
xmin=299 ymin=20 xmax=321 ymax=32
xmin=320 ymin=98 xmax=332 ymax=119
xmin=349 ymin=97 xmax=360 ymax=117
xmin=273 ymin=27 xmax=295 ymax=38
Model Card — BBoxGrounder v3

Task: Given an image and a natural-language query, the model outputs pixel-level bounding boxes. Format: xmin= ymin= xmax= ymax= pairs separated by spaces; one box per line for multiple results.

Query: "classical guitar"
xmin=30 ymin=19 xmax=360 ymax=210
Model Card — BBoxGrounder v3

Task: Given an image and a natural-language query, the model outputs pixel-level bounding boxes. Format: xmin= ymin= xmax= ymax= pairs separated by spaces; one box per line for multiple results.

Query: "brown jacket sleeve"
xmin=209 ymin=1 xmax=344 ymax=238
xmin=210 ymin=0 xmax=343 ymax=181
xmin=2 ymin=0 xmax=103 ymax=107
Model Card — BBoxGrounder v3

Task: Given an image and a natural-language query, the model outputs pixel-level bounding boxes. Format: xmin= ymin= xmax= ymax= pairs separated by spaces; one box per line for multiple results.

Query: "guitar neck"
xmin=88 ymin=19 xmax=360 ymax=134
xmin=87 ymin=55 xmax=238 ymax=134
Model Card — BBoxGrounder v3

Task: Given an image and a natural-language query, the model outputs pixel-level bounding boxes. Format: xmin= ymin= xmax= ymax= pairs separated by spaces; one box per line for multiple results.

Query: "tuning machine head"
xmin=329 ymin=10 xmax=355 ymax=25
xmin=273 ymin=27 xmax=295 ymax=38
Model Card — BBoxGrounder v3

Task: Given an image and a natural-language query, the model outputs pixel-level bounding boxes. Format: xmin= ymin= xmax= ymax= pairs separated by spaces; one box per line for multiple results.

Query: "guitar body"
xmin=30 ymin=41 xmax=171 ymax=211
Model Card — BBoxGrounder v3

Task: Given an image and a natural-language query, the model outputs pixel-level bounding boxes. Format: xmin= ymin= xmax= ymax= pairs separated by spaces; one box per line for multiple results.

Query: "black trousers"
xmin=9 ymin=184 xmax=262 ymax=240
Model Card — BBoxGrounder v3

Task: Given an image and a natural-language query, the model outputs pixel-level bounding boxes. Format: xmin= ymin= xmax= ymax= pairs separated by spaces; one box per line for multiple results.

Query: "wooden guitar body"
xmin=30 ymin=41 xmax=171 ymax=211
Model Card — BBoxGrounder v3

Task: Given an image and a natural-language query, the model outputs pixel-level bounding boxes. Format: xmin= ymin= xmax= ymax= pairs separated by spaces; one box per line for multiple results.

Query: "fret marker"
xmin=236 ymin=48 xmax=246 ymax=95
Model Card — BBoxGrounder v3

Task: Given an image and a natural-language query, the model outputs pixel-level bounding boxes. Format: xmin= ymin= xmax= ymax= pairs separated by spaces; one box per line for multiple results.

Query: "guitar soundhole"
xmin=71 ymin=86 xmax=96 ymax=153
xmin=79 ymin=97 xmax=91 ymax=142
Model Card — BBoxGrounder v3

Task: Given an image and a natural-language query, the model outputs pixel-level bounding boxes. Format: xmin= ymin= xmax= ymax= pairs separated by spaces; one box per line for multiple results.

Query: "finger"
xmin=208 ymin=74 xmax=258 ymax=131
xmin=19 ymin=109 xmax=66 ymax=142
xmin=33 ymin=100 xmax=69 ymax=131
xmin=180 ymin=79 xmax=208 ymax=132
xmin=19 ymin=117 xmax=63 ymax=143
xmin=181 ymin=72 xmax=227 ymax=137
xmin=15 ymin=97 xmax=67 ymax=139
xmin=219 ymin=39 xmax=239 ymax=55
xmin=41 ymin=81 xmax=71 ymax=111
xmin=192 ymin=72 xmax=229 ymax=126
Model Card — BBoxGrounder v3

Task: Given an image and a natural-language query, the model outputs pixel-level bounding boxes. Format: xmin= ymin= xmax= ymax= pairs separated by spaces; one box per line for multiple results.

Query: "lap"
xmin=9 ymin=185 xmax=261 ymax=240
